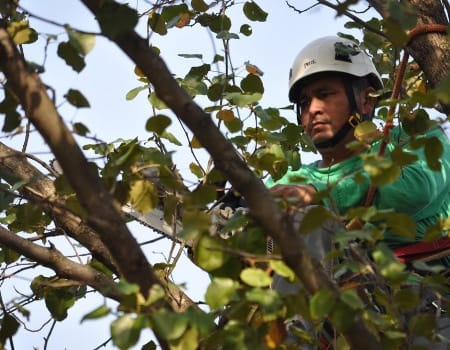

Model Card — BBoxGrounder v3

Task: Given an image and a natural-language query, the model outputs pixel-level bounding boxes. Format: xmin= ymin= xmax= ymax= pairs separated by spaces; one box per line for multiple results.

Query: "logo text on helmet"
xmin=303 ymin=59 xmax=316 ymax=69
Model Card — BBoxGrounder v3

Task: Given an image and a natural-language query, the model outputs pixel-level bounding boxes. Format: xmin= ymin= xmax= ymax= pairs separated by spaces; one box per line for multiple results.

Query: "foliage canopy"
xmin=0 ymin=0 xmax=449 ymax=349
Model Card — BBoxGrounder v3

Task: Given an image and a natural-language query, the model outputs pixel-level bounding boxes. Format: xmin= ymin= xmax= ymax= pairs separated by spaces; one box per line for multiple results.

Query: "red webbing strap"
xmin=394 ymin=236 xmax=450 ymax=263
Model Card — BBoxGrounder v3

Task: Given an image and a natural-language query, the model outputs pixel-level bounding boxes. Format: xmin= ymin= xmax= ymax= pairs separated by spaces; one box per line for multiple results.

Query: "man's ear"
xmin=360 ymin=87 xmax=377 ymax=116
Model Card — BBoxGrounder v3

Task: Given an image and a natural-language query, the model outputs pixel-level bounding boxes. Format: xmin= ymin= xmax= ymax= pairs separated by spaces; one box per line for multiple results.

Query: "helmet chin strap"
xmin=313 ymin=117 xmax=356 ymax=149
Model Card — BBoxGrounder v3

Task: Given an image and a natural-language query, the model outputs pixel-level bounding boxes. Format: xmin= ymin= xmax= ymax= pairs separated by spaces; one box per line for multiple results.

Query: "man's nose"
xmin=307 ymin=96 xmax=322 ymax=114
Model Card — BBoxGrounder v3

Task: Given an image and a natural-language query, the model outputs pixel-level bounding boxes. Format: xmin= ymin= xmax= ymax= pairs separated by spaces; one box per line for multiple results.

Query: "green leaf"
xmin=216 ymin=31 xmax=239 ymax=40
xmin=310 ymin=289 xmax=336 ymax=319
xmin=145 ymin=114 xmax=172 ymax=135
xmin=96 ymin=2 xmax=138 ymax=39
xmin=205 ymin=277 xmax=239 ymax=309
xmin=394 ymin=288 xmax=419 ymax=311
xmin=371 ymin=243 xmax=406 ymax=283
xmin=243 ymin=1 xmax=268 ymax=22
xmin=129 ymin=180 xmax=159 ymax=214
xmin=178 ymin=53 xmax=203 ymax=59
xmin=57 ymin=41 xmax=85 ymax=72
xmin=184 ymin=185 xmax=217 ymax=208
xmin=340 ymin=289 xmax=364 ymax=310
xmin=72 ymin=122 xmax=90 ymax=136
xmin=161 ymin=4 xmax=189 ymax=24
xmin=223 ymin=92 xmax=262 ymax=107
xmin=2 ymin=110 xmax=21 ymax=132
xmin=401 ymin=109 xmax=432 ymax=135
xmin=383 ymin=17 xmax=408 ymax=47
xmin=408 ymin=313 xmax=435 ymax=338
xmin=64 ymin=89 xmax=90 ymax=108
xmin=240 ymin=24 xmax=252 ymax=36
xmin=208 ymin=14 xmax=231 ymax=33
xmin=148 ymin=92 xmax=168 ymax=110
xmin=189 ymin=162 xmax=204 ymax=178
xmin=191 ymin=0 xmax=209 ymax=12
xmin=81 ymin=305 xmax=111 ymax=323
xmin=171 ymin=326 xmax=199 ymax=350
xmin=195 ymin=235 xmax=229 ymax=271
xmin=0 ymin=314 xmax=19 ymax=343
xmin=254 ymin=107 xmax=285 ymax=130
xmin=298 ymin=206 xmax=335 ymax=235
xmin=148 ymin=12 xmax=167 ymax=35
xmin=424 ymin=136 xmax=443 ymax=171
xmin=0 ymin=246 xmax=21 ymax=264
xmin=8 ymin=202 xmax=50 ymax=234
xmin=160 ymin=131 xmax=182 ymax=146
xmin=44 ymin=285 xmax=85 ymax=321
xmin=390 ymin=146 xmax=418 ymax=166
xmin=245 ymin=288 xmax=283 ymax=319
xmin=0 ymin=183 xmax=14 ymax=211
xmin=387 ymin=1 xmax=417 ymax=30
xmin=329 ymin=302 xmax=355 ymax=333
xmin=126 ymin=85 xmax=150 ymax=101
xmin=362 ymin=155 xmax=401 ymax=186
xmin=111 ymin=314 xmax=146 ymax=350
xmin=269 ymin=260 xmax=296 ymax=282
xmin=241 ymin=74 xmax=264 ymax=94
xmin=224 ymin=117 xmax=243 ymax=133
xmin=66 ymin=28 xmax=96 ymax=55
xmin=386 ymin=212 xmax=416 ymax=238
xmin=150 ymin=309 xmax=188 ymax=340
xmin=240 ymin=267 xmax=272 ymax=287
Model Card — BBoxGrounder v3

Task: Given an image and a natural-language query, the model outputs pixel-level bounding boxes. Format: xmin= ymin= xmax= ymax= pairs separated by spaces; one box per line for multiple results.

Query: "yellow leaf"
xmin=190 ymin=136 xmax=202 ymax=149
xmin=175 ymin=13 xmax=190 ymax=28
xmin=245 ymin=61 xmax=264 ymax=76
xmin=134 ymin=65 xmax=145 ymax=77
xmin=129 ymin=180 xmax=159 ymax=214
xmin=354 ymin=120 xmax=382 ymax=143
xmin=7 ymin=20 xmax=37 ymax=45
xmin=216 ymin=109 xmax=234 ymax=122
xmin=264 ymin=318 xmax=287 ymax=348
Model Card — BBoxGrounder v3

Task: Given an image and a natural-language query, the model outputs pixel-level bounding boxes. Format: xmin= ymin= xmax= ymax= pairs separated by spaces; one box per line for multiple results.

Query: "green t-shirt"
xmin=266 ymin=125 xmax=450 ymax=259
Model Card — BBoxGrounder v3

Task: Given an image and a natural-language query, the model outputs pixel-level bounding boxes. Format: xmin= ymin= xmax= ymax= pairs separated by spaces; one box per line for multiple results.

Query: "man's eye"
xmin=299 ymin=97 xmax=310 ymax=110
xmin=318 ymin=90 xmax=334 ymax=98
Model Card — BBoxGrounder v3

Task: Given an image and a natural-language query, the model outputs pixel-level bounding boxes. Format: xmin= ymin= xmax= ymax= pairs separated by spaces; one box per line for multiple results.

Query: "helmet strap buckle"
xmin=348 ymin=113 xmax=361 ymax=128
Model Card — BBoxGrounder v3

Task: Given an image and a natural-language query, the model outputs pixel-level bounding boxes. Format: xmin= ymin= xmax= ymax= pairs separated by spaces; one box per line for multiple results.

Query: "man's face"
xmin=297 ymin=76 xmax=350 ymax=144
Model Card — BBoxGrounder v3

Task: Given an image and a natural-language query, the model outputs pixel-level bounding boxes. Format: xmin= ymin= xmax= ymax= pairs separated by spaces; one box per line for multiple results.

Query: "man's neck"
xmin=317 ymin=139 xmax=363 ymax=168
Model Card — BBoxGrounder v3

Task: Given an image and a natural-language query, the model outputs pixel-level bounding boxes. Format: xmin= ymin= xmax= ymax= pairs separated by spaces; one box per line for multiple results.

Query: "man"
xmin=266 ymin=36 xmax=450 ymax=348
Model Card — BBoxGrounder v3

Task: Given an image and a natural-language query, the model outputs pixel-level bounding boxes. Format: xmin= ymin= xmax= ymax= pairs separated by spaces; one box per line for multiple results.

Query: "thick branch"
xmin=0 ymin=225 xmax=124 ymax=301
xmin=0 ymin=25 xmax=159 ymax=298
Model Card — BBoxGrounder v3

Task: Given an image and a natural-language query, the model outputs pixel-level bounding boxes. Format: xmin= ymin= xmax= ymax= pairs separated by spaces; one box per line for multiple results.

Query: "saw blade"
xmin=122 ymin=204 xmax=192 ymax=246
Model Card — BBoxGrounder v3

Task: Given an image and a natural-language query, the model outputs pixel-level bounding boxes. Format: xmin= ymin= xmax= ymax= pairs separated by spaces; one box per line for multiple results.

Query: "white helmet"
xmin=288 ymin=36 xmax=383 ymax=102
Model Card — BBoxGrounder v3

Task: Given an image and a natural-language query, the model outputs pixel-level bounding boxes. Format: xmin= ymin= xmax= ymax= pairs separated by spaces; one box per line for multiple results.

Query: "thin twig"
xmin=43 ymin=319 xmax=56 ymax=350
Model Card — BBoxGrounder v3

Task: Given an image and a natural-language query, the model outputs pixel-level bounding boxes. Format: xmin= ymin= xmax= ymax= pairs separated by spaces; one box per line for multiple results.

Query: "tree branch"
xmin=0 ymin=24 xmax=159 ymax=299
xmin=0 ymin=225 xmax=124 ymax=301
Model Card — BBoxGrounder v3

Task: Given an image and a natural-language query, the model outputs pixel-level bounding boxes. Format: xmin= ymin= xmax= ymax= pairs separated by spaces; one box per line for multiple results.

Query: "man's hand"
xmin=269 ymin=184 xmax=317 ymax=210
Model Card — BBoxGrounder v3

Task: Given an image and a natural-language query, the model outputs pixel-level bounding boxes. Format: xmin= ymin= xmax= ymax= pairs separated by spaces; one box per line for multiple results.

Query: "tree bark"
xmin=369 ymin=0 xmax=450 ymax=114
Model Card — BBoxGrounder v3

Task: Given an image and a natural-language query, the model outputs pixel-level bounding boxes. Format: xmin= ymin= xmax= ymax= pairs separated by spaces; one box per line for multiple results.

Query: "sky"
xmin=2 ymin=1 xmax=373 ymax=349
